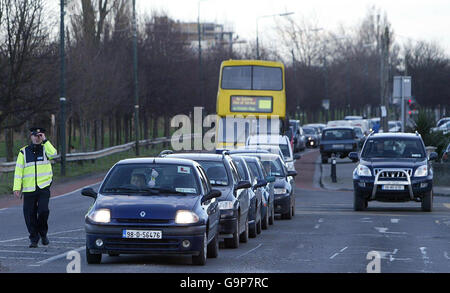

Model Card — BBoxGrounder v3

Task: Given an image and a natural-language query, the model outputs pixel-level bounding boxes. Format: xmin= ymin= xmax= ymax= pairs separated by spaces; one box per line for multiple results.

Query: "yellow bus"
xmin=215 ymin=59 xmax=286 ymax=148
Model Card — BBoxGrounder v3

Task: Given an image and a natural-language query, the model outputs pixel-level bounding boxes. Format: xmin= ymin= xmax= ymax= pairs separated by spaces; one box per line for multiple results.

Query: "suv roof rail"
xmin=415 ymin=131 xmax=421 ymax=136
xmin=368 ymin=131 xmax=375 ymax=137
xmin=158 ymin=150 xmax=173 ymax=157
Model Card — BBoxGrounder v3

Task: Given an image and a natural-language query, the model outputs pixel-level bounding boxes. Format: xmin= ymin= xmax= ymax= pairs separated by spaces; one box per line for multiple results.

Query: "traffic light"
xmin=407 ymin=97 xmax=418 ymax=115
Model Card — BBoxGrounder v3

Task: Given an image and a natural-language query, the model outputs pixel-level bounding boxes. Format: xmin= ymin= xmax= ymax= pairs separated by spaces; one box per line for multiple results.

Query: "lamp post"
xmin=256 ymin=12 xmax=294 ymax=60
xmin=132 ymin=0 xmax=140 ymax=156
xmin=59 ymin=0 xmax=66 ymax=176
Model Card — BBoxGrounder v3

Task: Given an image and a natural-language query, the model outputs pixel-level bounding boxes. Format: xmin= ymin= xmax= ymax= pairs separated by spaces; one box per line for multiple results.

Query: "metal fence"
xmin=0 ymin=136 xmax=172 ymax=173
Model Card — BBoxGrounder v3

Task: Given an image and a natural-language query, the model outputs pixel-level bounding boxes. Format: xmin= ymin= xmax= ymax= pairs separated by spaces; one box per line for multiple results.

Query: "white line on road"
xmin=330 ymin=247 xmax=348 ymax=259
xmin=236 ymin=244 xmax=262 ymax=258
xmin=314 ymin=224 xmax=320 ymax=229
xmin=390 ymin=219 xmax=400 ymax=223
xmin=0 ymin=249 xmax=54 ymax=255
xmin=29 ymin=246 xmax=85 ymax=267
xmin=419 ymin=247 xmax=432 ymax=266
xmin=0 ymin=228 xmax=84 ymax=243
xmin=444 ymin=252 xmax=450 ymax=260
xmin=0 ymin=256 xmax=36 ymax=260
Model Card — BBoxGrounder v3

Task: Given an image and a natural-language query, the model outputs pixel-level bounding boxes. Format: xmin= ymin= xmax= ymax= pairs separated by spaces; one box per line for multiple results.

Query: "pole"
xmin=197 ymin=1 xmax=203 ymax=103
xmin=59 ymin=0 xmax=66 ymax=176
xmin=256 ymin=18 xmax=259 ymax=59
xmin=132 ymin=0 xmax=140 ymax=156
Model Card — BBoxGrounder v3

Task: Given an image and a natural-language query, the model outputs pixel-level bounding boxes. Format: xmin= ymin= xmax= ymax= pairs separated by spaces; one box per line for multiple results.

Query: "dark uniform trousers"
xmin=23 ymin=186 xmax=50 ymax=243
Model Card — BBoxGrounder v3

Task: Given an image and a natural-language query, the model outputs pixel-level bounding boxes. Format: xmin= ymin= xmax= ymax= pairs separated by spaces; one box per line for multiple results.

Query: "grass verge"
xmin=0 ymin=144 xmax=168 ymax=196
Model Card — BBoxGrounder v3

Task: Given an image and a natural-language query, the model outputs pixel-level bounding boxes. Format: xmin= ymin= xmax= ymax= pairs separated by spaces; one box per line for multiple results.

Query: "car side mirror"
xmin=81 ymin=187 xmax=97 ymax=199
xmin=255 ymin=179 xmax=268 ymax=189
xmin=202 ymin=189 xmax=222 ymax=203
xmin=287 ymin=170 xmax=297 ymax=177
xmin=428 ymin=152 xmax=438 ymax=161
xmin=348 ymin=152 xmax=359 ymax=161
xmin=236 ymin=180 xmax=251 ymax=190
xmin=294 ymin=154 xmax=301 ymax=160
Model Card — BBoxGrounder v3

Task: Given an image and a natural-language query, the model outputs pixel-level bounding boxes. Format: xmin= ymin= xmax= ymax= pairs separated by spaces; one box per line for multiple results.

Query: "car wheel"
xmin=192 ymin=232 xmax=207 ymax=265
xmin=269 ymin=204 xmax=275 ymax=225
xmin=86 ymin=246 xmax=102 ymax=264
xmin=322 ymin=156 xmax=328 ymax=164
xmin=262 ymin=207 xmax=269 ymax=230
xmin=224 ymin=218 xmax=239 ymax=249
xmin=421 ymin=190 xmax=433 ymax=212
xmin=207 ymin=233 xmax=219 ymax=258
xmin=239 ymin=216 xmax=249 ymax=243
xmin=108 ymin=253 xmax=119 ymax=257
xmin=353 ymin=190 xmax=366 ymax=211
xmin=282 ymin=201 xmax=293 ymax=220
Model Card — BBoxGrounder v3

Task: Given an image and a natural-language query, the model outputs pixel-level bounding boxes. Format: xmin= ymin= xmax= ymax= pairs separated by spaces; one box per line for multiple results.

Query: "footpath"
xmin=321 ymin=157 xmax=450 ymax=197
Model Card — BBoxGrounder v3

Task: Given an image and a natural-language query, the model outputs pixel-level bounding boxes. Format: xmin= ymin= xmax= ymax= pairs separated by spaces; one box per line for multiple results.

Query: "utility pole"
xmin=197 ymin=0 xmax=205 ymax=106
xmin=59 ymin=0 xmax=66 ymax=176
xmin=380 ymin=26 xmax=390 ymax=132
xmin=132 ymin=0 xmax=140 ymax=156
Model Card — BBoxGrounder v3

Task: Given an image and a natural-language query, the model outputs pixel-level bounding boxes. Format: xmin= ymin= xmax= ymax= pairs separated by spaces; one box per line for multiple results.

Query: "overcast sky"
xmin=137 ymin=0 xmax=450 ymax=53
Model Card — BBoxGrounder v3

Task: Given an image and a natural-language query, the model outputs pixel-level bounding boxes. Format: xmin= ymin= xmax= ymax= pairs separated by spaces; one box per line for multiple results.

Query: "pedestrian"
xmin=13 ymin=127 xmax=57 ymax=248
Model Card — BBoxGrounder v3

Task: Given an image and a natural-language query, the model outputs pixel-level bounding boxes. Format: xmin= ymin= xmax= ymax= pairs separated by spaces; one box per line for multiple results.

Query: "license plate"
xmin=382 ymin=185 xmax=404 ymax=191
xmin=332 ymin=144 xmax=344 ymax=149
xmin=122 ymin=230 xmax=162 ymax=239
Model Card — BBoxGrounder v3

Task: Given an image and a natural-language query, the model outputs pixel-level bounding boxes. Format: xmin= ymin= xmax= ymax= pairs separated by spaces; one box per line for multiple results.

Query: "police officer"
xmin=13 ymin=127 xmax=57 ymax=248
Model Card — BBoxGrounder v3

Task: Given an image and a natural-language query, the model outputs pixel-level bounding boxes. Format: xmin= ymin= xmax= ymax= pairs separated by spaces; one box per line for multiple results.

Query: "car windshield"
xmin=101 ymin=164 xmax=199 ymax=195
xmin=260 ymin=158 xmax=286 ymax=177
xmin=303 ymin=128 xmax=316 ymax=135
xmin=361 ymin=138 xmax=426 ymax=159
xmin=322 ymin=129 xmax=354 ymax=140
xmin=231 ymin=158 xmax=249 ymax=181
xmin=195 ymin=160 xmax=229 ymax=186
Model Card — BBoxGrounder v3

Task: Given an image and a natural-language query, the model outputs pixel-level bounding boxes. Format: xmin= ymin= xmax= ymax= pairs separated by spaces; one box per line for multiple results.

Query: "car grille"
xmin=115 ymin=218 xmax=171 ymax=224
xmin=105 ymin=238 xmax=179 ymax=250
xmin=374 ymin=168 xmax=412 ymax=178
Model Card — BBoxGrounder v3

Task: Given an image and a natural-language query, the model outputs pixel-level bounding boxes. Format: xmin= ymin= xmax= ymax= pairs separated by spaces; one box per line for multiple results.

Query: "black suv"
xmin=349 ymin=133 xmax=438 ymax=212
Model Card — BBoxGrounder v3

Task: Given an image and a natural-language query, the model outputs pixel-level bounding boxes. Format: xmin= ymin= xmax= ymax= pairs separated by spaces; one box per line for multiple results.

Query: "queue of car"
xmin=81 ymin=138 xmax=299 ymax=266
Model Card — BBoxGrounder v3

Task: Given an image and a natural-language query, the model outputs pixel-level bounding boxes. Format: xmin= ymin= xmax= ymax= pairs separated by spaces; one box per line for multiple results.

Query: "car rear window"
xmin=195 ymin=161 xmax=229 ymax=186
xmin=322 ymin=129 xmax=354 ymax=140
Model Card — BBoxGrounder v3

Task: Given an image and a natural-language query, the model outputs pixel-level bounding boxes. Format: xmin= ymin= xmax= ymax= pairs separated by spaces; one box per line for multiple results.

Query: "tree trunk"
xmin=143 ymin=113 xmax=149 ymax=149
xmin=68 ymin=117 xmax=72 ymax=153
xmin=109 ymin=116 xmax=114 ymax=148
xmin=5 ymin=127 xmax=14 ymax=162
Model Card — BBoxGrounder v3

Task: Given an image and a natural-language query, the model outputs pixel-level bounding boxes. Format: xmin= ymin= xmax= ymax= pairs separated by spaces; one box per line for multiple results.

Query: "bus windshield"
xmin=221 ymin=66 xmax=283 ymax=91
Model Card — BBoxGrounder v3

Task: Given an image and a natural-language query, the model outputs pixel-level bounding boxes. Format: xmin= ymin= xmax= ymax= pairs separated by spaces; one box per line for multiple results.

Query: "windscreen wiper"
xmin=144 ymin=187 xmax=189 ymax=195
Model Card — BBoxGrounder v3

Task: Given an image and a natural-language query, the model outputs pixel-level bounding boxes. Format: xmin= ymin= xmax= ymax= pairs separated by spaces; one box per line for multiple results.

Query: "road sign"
xmin=380 ymin=106 xmax=387 ymax=117
xmin=393 ymin=76 xmax=412 ymax=132
xmin=322 ymin=99 xmax=330 ymax=110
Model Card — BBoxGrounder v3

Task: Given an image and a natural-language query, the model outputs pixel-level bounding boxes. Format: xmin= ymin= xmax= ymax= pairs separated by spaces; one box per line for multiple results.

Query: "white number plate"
xmin=382 ymin=185 xmax=404 ymax=191
xmin=122 ymin=230 xmax=162 ymax=239
xmin=332 ymin=144 xmax=344 ymax=149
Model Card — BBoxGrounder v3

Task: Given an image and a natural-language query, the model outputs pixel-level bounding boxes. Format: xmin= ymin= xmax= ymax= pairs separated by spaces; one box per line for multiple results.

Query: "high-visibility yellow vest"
xmin=13 ymin=140 xmax=57 ymax=193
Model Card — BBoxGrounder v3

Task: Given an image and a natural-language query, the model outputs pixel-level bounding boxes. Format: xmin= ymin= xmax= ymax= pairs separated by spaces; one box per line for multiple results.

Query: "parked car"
xmin=353 ymin=126 xmax=366 ymax=148
xmin=442 ymin=143 xmax=450 ymax=163
xmin=82 ymin=157 xmax=222 ymax=265
xmin=320 ymin=127 xmax=359 ymax=163
xmin=344 ymin=116 xmax=364 ymax=121
xmin=349 ymin=132 xmax=438 ymax=212
xmin=230 ymin=155 xmax=263 ymax=238
xmin=239 ymin=153 xmax=297 ymax=220
xmin=241 ymin=156 xmax=276 ymax=228
xmin=303 ymin=126 xmax=320 ymax=148
xmin=289 ymin=120 xmax=307 ymax=151
xmin=388 ymin=120 xmax=402 ymax=132
xmin=166 ymin=153 xmax=251 ymax=248
xmin=304 ymin=123 xmax=326 ymax=135
xmin=436 ymin=117 xmax=450 ymax=128
xmin=246 ymin=134 xmax=300 ymax=172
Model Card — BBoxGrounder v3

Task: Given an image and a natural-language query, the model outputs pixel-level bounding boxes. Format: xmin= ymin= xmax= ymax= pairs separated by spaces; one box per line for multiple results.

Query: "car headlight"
xmin=356 ymin=165 xmax=372 ymax=177
xmin=308 ymin=137 xmax=313 ymax=141
xmin=274 ymin=188 xmax=288 ymax=195
xmin=88 ymin=209 xmax=111 ymax=223
xmin=414 ymin=165 xmax=428 ymax=177
xmin=175 ymin=210 xmax=199 ymax=224
xmin=218 ymin=200 xmax=234 ymax=210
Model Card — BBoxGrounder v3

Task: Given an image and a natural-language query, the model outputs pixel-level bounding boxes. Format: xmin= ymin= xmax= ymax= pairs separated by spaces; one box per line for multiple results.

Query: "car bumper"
xmin=274 ymin=194 xmax=290 ymax=214
xmin=354 ymin=176 xmax=433 ymax=201
xmin=85 ymin=222 xmax=205 ymax=256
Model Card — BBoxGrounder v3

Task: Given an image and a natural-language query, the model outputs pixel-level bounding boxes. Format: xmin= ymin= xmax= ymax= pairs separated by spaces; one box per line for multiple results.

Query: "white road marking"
xmin=0 ymin=256 xmax=36 ymax=260
xmin=236 ymin=244 xmax=262 ymax=258
xmin=0 ymin=228 xmax=84 ymax=243
xmin=318 ymin=218 xmax=324 ymax=223
xmin=314 ymin=224 xmax=320 ymax=229
xmin=443 ymin=203 xmax=450 ymax=209
xmin=29 ymin=246 xmax=85 ymax=267
xmin=390 ymin=219 xmax=400 ymax=223
xmin=330 ymin=247 xmax=348 ymax=259
xmin=444 ymin=252 xmax=450 ymax=260
xmin=374 ymin=227 xmax=407 ymax=235
xmin=0 ymin=249 xmax=53 ymax=255
xmin=419 ymin=247 xmax=432 ymax=266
